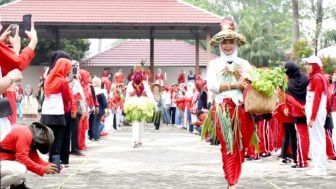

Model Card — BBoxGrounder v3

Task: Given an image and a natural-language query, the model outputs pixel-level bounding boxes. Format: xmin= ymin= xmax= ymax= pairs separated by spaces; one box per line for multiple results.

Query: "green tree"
xmin=31 ymin=38 xmax=90 ymax=65
xmin=183 ymin=0 xmax=292 ymax=67
xmin=238 ymin=9 xmax=287 ymax=67
xmin=0 ymin=0 xmax=14 ymax=6
xmin=293 ymin=39 xmax=313 ymax=59
xmin=321 ymin=30 xmax=336 ymax=48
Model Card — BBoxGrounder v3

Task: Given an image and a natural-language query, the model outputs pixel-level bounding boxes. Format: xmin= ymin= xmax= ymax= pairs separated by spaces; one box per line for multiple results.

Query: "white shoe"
xmin=306 ymin=168 xmax=327 ymax=176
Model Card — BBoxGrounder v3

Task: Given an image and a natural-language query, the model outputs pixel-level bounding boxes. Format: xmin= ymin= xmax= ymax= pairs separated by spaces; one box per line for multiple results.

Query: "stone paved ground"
xmin=19 ymin=120 xmax=336 ymax=189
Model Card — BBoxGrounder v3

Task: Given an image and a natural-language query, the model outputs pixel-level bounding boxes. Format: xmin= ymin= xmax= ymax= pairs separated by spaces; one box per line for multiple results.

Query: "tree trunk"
xmin=312 ymin=0 xmax=323 ymax=55
xmin=291 ymin=0 xmax=300 ymax=44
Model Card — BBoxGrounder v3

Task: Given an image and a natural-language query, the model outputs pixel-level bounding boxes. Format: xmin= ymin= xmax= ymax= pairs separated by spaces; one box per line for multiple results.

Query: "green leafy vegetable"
xmin=249 ymin=67 xmax=287 ymax=96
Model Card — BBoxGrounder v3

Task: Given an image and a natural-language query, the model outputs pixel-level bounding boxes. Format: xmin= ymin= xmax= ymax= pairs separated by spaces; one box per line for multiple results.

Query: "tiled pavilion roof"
xmin=0 ymin=0 xmax=222 ymax=39
xmin=81 ymin=40 xmax=218 ymax=67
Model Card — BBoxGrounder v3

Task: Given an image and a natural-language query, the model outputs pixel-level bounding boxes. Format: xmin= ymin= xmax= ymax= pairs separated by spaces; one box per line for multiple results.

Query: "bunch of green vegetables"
xmin=124 ymin=96 xmax=155 ymax=123
xmin=249 ymin=67 xmax=288 ymax=96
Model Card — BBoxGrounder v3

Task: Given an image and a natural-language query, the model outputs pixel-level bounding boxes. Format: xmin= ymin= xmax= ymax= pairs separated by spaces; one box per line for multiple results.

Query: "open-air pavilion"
xmin=0 ymin=0 xmax=222 ymax=82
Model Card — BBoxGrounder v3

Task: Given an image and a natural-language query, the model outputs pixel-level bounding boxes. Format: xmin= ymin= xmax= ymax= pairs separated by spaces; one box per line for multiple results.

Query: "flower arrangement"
xmin=124 ymin=96 xmax=155 ymax=123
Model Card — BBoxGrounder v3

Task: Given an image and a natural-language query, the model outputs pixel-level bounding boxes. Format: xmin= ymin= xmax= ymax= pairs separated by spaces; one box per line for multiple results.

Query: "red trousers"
xmin=78 ymin=116 xmax=89 ymax=150
xmin=215 ymin=99 xmax=254 ymax=186
xmin=326 ymin=129 xmax=336 ymax=159
xmin=295 ymin=123 xmax=309 ymax=167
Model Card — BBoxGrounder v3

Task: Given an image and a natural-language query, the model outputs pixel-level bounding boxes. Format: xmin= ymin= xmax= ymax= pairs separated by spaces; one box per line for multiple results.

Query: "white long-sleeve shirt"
xmin=206 ymin=57 xmax=252 ymax=105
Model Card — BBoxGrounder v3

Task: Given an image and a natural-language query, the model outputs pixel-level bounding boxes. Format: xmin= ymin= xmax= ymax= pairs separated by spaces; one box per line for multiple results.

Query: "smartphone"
xmin=20 ymin=14 xmax=32 ymax=38
xmin=52 ymin=155 xmax=60 ymax=173
xmin=10 ymin=24 xmax=18 ymax=37
xmin=72 ymin=66 xmax=78 ymax=75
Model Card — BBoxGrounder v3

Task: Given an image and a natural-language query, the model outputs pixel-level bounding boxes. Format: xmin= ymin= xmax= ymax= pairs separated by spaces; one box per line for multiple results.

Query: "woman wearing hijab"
xmin=40 ymin=57 xmax=76 ymax=163
xmin=205 ymin=18 xmax=255 ymax=189
xmin=303 ymin=56 xmax=329 ymax=176
xmin=91 ymin=76 xmax=108 ymax=141
xmin=78 ymin=69 xmax=94 ymax=150
xmin=125 ymin=68 xmax=155 ymax=148
xmin=37 ymin=51 xmax=72 ymax=109
xmin=284 ymin=62 xmax=310 ymax=168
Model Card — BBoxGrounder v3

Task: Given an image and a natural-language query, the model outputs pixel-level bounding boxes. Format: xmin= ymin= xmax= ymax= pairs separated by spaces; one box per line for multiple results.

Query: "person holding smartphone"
xmin=0 ymin=16 xmax=38 ymax=126
xmin=0 ymin=122 xmax=58 ymax=189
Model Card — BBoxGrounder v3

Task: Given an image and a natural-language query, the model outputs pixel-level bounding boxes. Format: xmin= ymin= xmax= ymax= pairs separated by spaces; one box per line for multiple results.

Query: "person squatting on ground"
xmin=205 ymin=18 xmax=255 ymax=189
xmin=0 ymin=122 xmax=57 ymax=189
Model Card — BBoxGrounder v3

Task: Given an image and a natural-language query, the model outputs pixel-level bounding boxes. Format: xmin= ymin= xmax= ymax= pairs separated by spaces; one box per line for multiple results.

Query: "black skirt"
xmin=40 ymin=114 xmax=66 ymax=126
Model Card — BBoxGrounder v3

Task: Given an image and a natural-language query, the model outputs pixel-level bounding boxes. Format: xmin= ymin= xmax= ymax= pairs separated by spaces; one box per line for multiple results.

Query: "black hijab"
xmin=47 ymin=50 xmax=72 ymax=75
xmin=284 ymin=62 xmax=309 ymax=103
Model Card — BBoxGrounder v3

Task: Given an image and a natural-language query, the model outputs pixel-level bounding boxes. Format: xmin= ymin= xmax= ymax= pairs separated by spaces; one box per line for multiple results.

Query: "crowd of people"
xmin=1 ymin=16 xmax=336 ymax=189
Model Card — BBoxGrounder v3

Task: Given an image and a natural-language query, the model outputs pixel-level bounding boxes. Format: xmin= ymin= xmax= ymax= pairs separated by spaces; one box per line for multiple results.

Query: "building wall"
xmin=20 ymin=65 xmax=207 ymax=92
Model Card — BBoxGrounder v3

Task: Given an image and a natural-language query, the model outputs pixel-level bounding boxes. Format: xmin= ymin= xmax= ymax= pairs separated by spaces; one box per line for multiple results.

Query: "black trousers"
xmin=169 ymin=107 xmax=176 ymax=125
xmin=153 ymin=111 xmax=161 ymax=130
xmin=48 ymin=124 xmax=66 ymax=163
xmin=60 ymin=113 xmax=71 ymax=164
xmin=281 ymin=123 xmax=297 ymax=162
xmin=70 ymin=114 xmax=80 ymax=152
xmin=88 ymin=112 xmax=95 ymax=140
xmin=113 ymin=112 xmax=117 ymax=130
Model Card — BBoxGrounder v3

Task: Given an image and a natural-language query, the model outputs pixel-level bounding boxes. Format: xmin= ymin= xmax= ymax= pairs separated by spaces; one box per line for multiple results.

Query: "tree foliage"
xmin=184 ymin=0 xmax=335 ymax=69
xmin=29 ymin=38 xmax=90 ymax=65
xmin=293 ymin=39 xmax=314 ymax=59
xmin=0 ymin=0 xmax=13 ymax=6
xmin=184 ymin=0 xmax=292 ymax=67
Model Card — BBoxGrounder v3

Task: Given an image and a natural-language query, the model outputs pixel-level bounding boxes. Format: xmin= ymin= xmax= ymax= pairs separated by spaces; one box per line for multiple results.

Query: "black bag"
xmin=0 ymin=97 xmax=13 ymax=118
xmin=324 ymin=114 xmax=334 ymax=130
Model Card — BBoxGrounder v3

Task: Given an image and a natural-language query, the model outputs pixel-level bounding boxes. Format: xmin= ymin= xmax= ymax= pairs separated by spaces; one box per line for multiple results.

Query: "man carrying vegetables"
xmin=204 ymin=18 xmax=255 ymax=189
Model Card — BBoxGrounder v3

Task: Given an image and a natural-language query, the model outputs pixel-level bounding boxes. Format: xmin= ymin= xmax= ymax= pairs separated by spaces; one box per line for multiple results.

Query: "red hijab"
xmin=309 ymin=63 xmax=329 ymax=95
xmin=132 ymin=69 xmax=144 ymax=97
xmin=44 ymin=58 xmax=72 ymax=96
xmin=79 ymin=69 xmax=91 ymax=86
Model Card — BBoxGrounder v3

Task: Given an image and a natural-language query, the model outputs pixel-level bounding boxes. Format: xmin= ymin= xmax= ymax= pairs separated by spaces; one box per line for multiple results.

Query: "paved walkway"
xmin=22 ymin=123 xmax=336 ymax=189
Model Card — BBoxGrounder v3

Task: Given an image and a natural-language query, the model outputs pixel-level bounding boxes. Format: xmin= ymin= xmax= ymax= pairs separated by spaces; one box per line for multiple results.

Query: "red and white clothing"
xmin=155 ymin=72 xmax=164 ymax=86
xmin=125 ymin=80 xmax=154 ymax=145
xmin=178 ymin=73 xmax=186 ymax=84
xmin=206 ymin=56 xmax=254 ymax=186
xmin=305 ymin=71 xmax=328 ymax=175
xmin=114 ymin=72 xmax=124 ymax=86
xmin=78 ymin=69 xmax=94 ymax=150
xmin=0 ymin=126 xmax=50 ymax=176
xmin=0 ymin=42 xmax=35 ymax=125
xmin=330 ymin=81 xmax=336 ymax=146
xmin=286 ymin=94 xmax=310 ymax=167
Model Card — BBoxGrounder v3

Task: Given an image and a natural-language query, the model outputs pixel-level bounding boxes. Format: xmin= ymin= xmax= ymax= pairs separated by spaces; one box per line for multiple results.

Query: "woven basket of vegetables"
xmin=244 ymin=67 xmax=287 ymax=114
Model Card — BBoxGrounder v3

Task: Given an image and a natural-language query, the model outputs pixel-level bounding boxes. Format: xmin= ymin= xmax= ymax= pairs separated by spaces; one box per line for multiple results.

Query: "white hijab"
xmin=219 ymin=42 xmax=238 ymax=63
